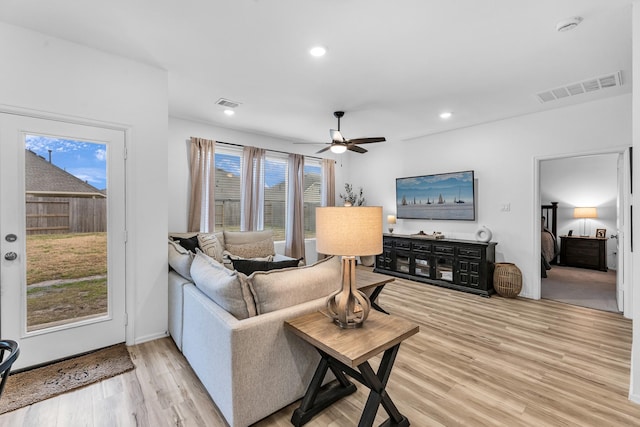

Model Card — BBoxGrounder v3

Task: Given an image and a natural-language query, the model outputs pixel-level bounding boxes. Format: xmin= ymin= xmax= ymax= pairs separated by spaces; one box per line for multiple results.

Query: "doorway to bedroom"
xmin=539 ymin=150 xmax=629 ymax=314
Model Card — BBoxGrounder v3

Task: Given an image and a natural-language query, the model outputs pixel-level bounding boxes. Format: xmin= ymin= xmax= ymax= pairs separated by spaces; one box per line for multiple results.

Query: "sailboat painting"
xmin=396 ymin=170 xmax=475 ymax=220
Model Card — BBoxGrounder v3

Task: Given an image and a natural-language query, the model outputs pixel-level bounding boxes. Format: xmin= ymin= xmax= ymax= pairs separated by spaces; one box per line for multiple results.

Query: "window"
xmin=213 ymin=145 xmax=241 ymax=231
xmin=213 ymin=143 xmax=323 ymax=240
xmin=303 ymin=159 xmax=321 ymax=238
xmin=263 ymin=153 xmax=288 ymax=240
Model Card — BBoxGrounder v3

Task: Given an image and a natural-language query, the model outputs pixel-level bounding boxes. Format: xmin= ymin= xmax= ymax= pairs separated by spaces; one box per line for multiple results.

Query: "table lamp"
xmin=573 ymin=207 xmax=597 ymax=237
xmin=387 ymin=215 xmax=396 ymax=234
xmin=316 ymin=206 xmax=382 ymax=328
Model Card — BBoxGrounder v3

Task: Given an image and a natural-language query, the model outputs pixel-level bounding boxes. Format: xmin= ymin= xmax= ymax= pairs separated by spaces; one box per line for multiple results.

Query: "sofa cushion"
xmin=197 ymin=232 xmax=225 ymax=263
xmin=248 ymin=255 xmax=340 ymax=315
xmin=168 ymin=239 xmax=194 ymax=280
xmin=223 ymin=230 xmax=275 ymax=258
xmin=231 ymin=258 xmax=303 ymax=276
xmin=190 ymin=250 xmax=257 ymax=319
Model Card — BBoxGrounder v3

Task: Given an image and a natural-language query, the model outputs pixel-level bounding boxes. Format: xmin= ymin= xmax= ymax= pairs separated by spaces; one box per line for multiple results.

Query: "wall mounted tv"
xmin=396 ymin=170 xmax=475 ymax=220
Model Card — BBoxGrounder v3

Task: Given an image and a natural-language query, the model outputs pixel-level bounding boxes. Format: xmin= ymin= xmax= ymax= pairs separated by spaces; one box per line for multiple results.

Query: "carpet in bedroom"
xmin=541 ymin=265 xmax=619 ymax=313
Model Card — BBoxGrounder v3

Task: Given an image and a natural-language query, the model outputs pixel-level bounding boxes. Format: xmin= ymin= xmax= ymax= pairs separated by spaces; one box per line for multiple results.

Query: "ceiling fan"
xmin=301 ymin=111 xmax=386 ymax=154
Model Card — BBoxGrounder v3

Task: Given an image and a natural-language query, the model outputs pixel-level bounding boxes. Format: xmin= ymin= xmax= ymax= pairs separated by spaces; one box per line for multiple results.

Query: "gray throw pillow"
xmin=248 ymin=255 xmax=340 ymax=315
xmin=168 ymin=239 xmax=194 ymax=280
xmin=190 ymin=250 xmax=257 ymax=319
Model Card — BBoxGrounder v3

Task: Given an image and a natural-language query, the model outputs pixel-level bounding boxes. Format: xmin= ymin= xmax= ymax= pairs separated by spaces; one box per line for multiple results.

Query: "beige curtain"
xmin=318 ymin=159 xmax=336 ymax=260
xmin=285 ymin=154 xmax=305 ymax=260
xmin=188 ymin=137 xmax=216 ymax=232
xmin=321 ymin=158 xmax=335 ymax=206
xmin=241 ymin=146 xmax=265 ymax=231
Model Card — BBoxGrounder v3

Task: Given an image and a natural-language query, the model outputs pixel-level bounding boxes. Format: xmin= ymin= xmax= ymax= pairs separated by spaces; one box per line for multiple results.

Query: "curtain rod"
xmin=214 ymin=140 xmax=330 ymax=162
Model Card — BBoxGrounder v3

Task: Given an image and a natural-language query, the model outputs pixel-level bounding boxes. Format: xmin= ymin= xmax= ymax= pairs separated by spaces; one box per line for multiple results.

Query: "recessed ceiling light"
xmin=439 ymin=112 xmax=453 ymax=119
xmin=309 ymin=46 xmax=327 ymax=57
xmin=224 ymin=109 xmax=235 ymax=116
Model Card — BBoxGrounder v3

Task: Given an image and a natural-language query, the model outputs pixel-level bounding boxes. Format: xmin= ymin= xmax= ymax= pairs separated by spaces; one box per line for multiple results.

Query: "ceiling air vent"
xmin=215 ymin=98 xmax=241 ymax=108
xmin=536 ymin=71 xmax=623 ymax=103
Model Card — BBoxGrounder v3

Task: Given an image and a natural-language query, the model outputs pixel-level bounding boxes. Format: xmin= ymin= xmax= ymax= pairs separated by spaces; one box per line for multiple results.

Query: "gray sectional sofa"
xmin=168 ymin=230 xmax=341 ymax=427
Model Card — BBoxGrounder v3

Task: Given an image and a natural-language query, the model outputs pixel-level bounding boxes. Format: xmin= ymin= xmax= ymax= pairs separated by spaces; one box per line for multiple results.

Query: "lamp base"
xmin=326 ymin=256 xmax=371 ymax=329
xmin=388 ymin=227 xmax=394 ymax=234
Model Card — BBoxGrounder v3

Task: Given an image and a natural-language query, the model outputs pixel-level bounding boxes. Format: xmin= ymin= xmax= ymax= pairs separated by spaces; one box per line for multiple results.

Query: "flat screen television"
xmin=396 ymin=170 xmax=475 ymax=220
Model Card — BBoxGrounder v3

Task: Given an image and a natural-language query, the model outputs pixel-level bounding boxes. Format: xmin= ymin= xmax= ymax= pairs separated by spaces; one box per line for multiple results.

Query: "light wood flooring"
xmin=1 ymin=276 xmax=639 ymax=426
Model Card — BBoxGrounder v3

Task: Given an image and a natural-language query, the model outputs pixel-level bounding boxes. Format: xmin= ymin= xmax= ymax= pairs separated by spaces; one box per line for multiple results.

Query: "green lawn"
xmin=26 ymin=233 xmax=107 ymax=330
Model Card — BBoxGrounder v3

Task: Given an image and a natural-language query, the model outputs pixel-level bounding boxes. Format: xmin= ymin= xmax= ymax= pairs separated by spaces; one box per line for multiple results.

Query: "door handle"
xmin=610 ymin=234 xmax=619 ymax=239
xmin=4 ymin=252 xmax=17 ymax=261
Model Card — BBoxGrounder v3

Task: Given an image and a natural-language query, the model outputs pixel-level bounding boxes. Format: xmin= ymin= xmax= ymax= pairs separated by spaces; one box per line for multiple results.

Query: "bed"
xmin=541 ymin=202 xmax=559 ymax=278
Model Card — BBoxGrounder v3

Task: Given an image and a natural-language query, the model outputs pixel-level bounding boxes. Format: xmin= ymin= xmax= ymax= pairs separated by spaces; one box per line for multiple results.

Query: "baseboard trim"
xmin=133 ymin=331 xmax=169 ymax=345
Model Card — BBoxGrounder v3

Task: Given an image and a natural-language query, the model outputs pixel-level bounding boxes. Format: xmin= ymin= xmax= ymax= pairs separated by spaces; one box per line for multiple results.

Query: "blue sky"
xmin=26 ymin=135 xmax=107 ymax=190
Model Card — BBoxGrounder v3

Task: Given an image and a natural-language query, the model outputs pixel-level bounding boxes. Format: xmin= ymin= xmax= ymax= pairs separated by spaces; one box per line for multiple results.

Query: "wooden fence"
xmin=26 ymin=196 xmax=106 ymax=235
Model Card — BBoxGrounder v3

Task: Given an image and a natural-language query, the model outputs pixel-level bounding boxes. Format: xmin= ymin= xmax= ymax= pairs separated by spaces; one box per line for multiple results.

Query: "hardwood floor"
xmin=1 ymin=277 xmax=639 ymax=426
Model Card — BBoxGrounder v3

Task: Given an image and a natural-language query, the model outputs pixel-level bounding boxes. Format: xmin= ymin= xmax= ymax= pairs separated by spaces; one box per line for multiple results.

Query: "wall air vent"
xmin=215 ymin=98 xmax=241 ymax=108
xmin=536 ymin=71 xmax=623 ymax=103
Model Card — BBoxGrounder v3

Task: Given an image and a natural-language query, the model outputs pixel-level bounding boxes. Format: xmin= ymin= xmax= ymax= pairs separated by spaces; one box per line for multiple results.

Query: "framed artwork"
xmin=596 ymin=228 xmax=607 ymax=238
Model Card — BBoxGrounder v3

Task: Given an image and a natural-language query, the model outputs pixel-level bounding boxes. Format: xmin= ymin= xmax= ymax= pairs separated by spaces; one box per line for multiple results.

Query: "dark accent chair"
xmin=0 ymin=340 xmax=20 ymax=399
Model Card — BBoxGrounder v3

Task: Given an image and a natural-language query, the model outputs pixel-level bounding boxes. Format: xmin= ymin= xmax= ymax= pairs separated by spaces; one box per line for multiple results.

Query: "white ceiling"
xmin=0 ymin=0 xmax=632 ymax=147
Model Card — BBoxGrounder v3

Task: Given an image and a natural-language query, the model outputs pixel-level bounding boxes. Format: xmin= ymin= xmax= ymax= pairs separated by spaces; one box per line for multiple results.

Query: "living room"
xmin=1 ymin=1 xmax=640 ymax=425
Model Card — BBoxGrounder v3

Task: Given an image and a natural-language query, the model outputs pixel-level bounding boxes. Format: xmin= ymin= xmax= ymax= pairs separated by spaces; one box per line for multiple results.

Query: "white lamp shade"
xmin=387 ymin=215 xmax=397 ymax=225
xmin=316 ymin=206 xmax=382 ymax=256
xmin=573 ymin=207 xmax=597 ymax=219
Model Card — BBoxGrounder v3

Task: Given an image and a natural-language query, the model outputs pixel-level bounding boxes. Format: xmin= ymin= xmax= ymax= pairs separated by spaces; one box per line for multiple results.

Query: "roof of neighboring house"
xmin=25 ymin=149 xmax=105 ymax=198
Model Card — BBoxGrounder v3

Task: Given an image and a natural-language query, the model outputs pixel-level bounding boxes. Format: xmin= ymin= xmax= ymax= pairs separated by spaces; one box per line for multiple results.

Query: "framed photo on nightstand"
xmin=596 ymin=228 xmax=607 ymax=238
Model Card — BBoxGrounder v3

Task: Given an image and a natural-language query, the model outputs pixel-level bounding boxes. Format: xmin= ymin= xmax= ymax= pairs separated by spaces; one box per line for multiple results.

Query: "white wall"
xmin=629 ymin=0 xmax=640 ymax=404
xmin=0 ymin=23 xmax=169 ymax=344
xmin=541 ymin=154 xmax=619 ymax=269
xmin=168 ymin=116 xmax=347 ymax=262
xmin=344 ymin=94 xmax=631 ymax=299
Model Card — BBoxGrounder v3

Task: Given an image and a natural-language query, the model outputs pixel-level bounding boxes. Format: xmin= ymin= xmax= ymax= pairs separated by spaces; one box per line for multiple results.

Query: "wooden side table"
xmin=285 ymin=310 xmax=419 ymax=427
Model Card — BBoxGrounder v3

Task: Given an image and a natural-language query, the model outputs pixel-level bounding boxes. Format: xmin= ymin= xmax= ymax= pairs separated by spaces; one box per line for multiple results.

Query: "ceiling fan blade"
xmin=330 ymin=129 xmax=344 ymax=143
xmin=316 ymin=146 xmax=332 ymax=154
xmin=347 ymin=144 xmax=368 ymax=154
xmin=347 ymin=137 xmax=386 ymax=144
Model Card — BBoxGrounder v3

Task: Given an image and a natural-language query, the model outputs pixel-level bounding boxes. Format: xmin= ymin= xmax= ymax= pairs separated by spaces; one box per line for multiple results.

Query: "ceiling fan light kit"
xmin=314 ymin=111 xmax=386 ymax=155
xmin=330 ymin=144 xmax=347 ymax=154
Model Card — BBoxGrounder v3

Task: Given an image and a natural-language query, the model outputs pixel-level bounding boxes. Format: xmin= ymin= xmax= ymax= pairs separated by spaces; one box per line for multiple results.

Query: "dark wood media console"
xmin=374 ymin=234 xmax=497 ymax=297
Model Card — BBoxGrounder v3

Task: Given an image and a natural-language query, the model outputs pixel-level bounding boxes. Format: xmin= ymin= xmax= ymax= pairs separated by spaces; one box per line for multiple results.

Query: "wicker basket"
xmin=493 ymin=263 xmax=522 ymax=297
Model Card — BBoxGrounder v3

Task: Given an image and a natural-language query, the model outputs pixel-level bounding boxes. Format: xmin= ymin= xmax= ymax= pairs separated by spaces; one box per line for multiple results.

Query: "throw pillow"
xmin=189 ymin=250 xmax=257 ymax=319
xmin=197 ymin=233 xmax=224 ymax=263
xmin=232 ymin=258 xmax=303 ymax=276
xmin=173 ymin=235 xmax=200 ymax=253
xmin=225 ymin=239 xmax=275 ymax=259
xmin=223 ymin=230 xmax=275 ymax=258
xmin=248 ymin=255 xmax=341 ymax=315
xmin=168 ymin=239 xmax=194 ymax=280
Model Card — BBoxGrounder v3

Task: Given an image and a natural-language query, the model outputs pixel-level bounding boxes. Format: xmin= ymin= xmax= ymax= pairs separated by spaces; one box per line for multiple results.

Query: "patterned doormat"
xmin=0 ymin=343 xmax=134 ymax=414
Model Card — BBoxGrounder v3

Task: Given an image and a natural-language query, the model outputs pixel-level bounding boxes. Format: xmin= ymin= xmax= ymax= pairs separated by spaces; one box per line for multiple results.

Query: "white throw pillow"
xmin=190 ymin=250 xmax=257 ymax=319
xmin=168 ymin=239 xmax=194 ymax=280
xmin=197 ymin=233 xmax=224 ymax=263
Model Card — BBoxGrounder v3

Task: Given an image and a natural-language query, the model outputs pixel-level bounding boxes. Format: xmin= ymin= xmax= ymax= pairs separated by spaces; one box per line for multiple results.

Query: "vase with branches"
xmin=339 ymin=183 xmax=365 ymax=206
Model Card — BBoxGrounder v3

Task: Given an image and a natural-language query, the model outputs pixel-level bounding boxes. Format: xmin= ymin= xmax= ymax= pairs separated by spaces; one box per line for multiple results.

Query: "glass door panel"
xmin=25 ymin=136 xmax=108 ymax=332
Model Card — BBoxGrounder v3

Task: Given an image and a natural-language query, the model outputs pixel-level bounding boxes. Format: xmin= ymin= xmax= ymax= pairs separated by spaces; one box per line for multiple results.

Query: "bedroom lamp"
xmin=387 ymin=214 xmax=396 ymax=234
xmin=316 ymin=206 xmax=382 ymax=328
xmin=573 ymin=207 xmax=597 ymax=237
